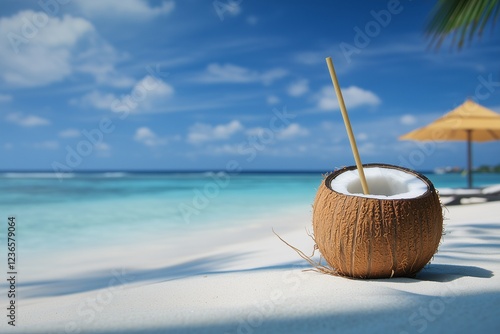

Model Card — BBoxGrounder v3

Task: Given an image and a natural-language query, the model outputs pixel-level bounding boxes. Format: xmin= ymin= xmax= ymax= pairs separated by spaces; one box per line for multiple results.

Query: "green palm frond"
xmin=426 ymin=0 xmax=500 ymax=50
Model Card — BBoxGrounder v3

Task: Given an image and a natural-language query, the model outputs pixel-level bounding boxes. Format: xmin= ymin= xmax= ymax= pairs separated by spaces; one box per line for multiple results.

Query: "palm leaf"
xmin=426 ymin=0 xmax=500 ymax=50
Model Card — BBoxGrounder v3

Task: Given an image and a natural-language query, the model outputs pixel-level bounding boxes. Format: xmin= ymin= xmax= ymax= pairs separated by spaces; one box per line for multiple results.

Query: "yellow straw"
xmin=325 ymin=57 xmax=370 ymax=195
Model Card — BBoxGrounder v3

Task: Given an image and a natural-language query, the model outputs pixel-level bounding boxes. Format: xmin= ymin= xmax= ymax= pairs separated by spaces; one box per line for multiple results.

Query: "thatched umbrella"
xmin=400 ymin=100 xmax=500 ymax=188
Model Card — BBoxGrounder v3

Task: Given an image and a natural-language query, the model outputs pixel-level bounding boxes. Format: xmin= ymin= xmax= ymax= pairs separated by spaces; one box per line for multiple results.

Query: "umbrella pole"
xmin=467 ymin=129 xmax=472 ymax=188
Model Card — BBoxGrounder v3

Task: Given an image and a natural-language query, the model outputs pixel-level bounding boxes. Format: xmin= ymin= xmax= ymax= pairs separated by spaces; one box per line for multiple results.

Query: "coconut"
xmin=312 ymin=163 xmax=443 ymax=279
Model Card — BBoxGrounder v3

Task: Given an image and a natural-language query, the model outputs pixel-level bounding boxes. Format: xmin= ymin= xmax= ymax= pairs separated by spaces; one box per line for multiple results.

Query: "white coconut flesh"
xmin=330 ymin=166 xmax=428 ymax=199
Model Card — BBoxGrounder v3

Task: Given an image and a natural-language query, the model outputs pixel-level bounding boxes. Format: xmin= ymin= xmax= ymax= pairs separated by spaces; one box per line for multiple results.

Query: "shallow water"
xmin=1 ymin=171 xmax=499 ymax=254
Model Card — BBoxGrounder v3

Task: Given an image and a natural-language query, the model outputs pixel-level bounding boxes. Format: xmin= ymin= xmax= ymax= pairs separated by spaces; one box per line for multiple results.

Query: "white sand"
xmin=2 ymin=202 xmax=500 ymax=334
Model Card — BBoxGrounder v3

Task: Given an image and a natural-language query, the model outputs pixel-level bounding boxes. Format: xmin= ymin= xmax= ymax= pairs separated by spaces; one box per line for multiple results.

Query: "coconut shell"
xmin=312 ymin=164 xmax=443 ymax=279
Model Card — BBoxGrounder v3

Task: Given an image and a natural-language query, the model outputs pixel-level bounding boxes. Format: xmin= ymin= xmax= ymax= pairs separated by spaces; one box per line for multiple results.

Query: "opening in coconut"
xmin=329 ymin=165 xmax=429 ymax=199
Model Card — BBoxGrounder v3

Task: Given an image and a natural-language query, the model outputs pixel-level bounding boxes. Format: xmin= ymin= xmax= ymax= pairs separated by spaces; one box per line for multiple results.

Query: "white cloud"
xmin=73 ymin=37 xmax=134 ymax=87
xmin=400 ymin=114 xmax=417 ymax=125
xmin=317 ymin=85 xmax=381 ymax=111
xmin=135 ymin=127 xmax=156 ymax=140
xmin=76 ymin=91 xmax=117 ymax=110
xmin=357 ymin=132 xmax=368 ymax=141
xmin=96 ymin=143 xmax=111 ymax=151
xmin=134 ymin=127 xmax=167 ymax=147
xmin=0 ymin=11 xmax=130 ymax=87
xmin=213 ymin=1 xmax=241 ymax=19
xmin=59 ymin=128 xmax=81 ymax=138
xmin=1 ymin=12 xmax=91 ymax=86
xmin=120 ymin=76 xmax=174 ymax=113
xmin=277 ymin=123 xmax=309 ymax=139
xmin=76 ymin=0 xmax=175 ymax=19
xmin=188 ymin=120 xmax=243 ymax=144
xmin=6 ymin=113 xmax=50 ymax=127
xmin=3 ymin=143 xmax=13 ymax=150
xmin=75 ymin=76 xmax=174 ymax=113
xmin=228 ymin=3 xmax=242 ymax=16
xmin=137 ymin=75 xmax=174 ymax=101
xmin=34 ymin=140 xmax=59 ymax=150
xmin=199 ymin=63 xmax=251 ymax=83
xmin=0 ymin=94 xmax=12 ymax=102
xmin=287 ymin=79 xmax=309 ymax=97
xmin=267 ymin=95 xmax=280 ymax=105
xmin=358 ymin=142 xmax=377 ymax=155
xmin=94 ymin=142 xmax=111 ymax=157
xmin=76 ymin=61 xmax=135 ymax=88
xmin=195 ymin=63 xmax=287 ymax=85
xmin=246 ymin=123 xmax=308 ymax=140
xmin=260 ymin=68 xmax=289 ymax=85
xmin=245 ymin=127 xmax=266 ymax=137
xmin=246 ymin=16 xmax=258 ymax=25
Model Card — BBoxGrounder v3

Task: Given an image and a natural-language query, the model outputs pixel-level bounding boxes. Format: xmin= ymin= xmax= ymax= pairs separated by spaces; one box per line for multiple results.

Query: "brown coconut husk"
xmin=312 ymin=164 xmax=443 ymax=279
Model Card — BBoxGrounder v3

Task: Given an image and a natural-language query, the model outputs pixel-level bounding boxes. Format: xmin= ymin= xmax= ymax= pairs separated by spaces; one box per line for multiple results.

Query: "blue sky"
xmin=1 ymin=0 xmax=499 ymax=172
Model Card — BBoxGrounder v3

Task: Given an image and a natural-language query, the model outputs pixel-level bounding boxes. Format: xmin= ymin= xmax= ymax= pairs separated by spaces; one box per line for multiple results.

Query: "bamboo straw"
xmin=325 ymin=57 xmax=370 ymax=195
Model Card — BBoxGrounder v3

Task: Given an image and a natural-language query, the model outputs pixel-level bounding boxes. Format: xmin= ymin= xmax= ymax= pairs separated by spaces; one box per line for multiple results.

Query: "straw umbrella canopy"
xmin=400 ymin=99 xmax=500 ymax=188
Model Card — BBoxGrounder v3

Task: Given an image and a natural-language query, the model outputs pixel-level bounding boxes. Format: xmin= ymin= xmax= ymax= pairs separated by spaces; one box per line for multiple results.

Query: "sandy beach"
xmin=2 ymin=200 xmax=499 ymax=334
xmin=2 ymin=1 xmax=500 ymax=333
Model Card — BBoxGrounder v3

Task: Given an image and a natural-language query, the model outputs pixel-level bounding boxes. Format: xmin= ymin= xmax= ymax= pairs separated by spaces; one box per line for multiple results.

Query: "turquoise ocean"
xmin=1 ymin=171 xmax=499 ymax=256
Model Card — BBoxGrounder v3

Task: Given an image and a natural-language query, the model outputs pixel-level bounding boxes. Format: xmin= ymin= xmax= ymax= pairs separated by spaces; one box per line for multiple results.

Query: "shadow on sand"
xmin=17 ymin=220 xmax=499 ymax=299
xmin=19 ymin=257 xmax=492 ymax=298
xmin=416 ymin=263 xmax=493 ymax=282
xmin=19 ymin=253 xmax=310 ymax=299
